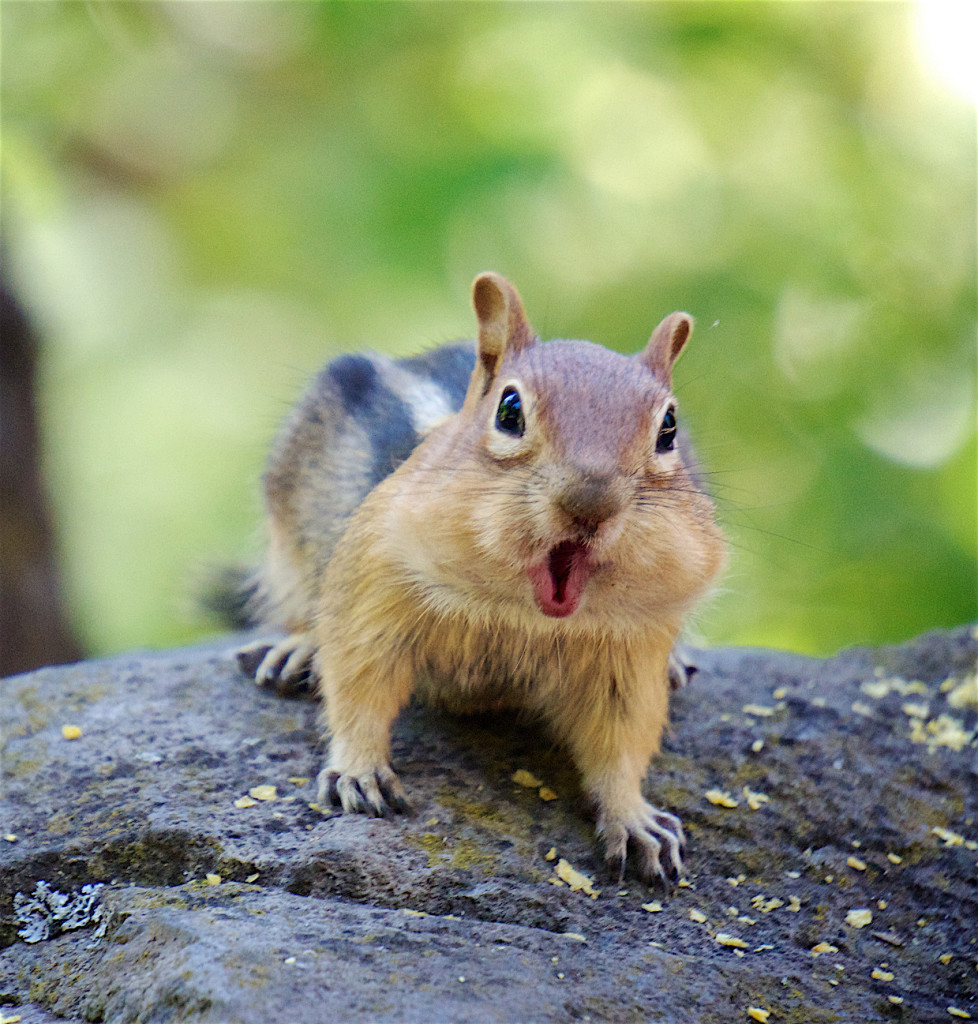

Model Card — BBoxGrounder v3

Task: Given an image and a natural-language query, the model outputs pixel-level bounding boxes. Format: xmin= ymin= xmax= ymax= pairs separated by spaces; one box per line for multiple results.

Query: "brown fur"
xmin=243 ymin=272 xmax=726 ymax=883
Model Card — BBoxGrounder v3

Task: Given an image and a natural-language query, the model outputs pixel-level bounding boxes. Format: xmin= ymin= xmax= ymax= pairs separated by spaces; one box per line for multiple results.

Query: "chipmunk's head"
xmin=459 ymin=272 xmax=723 ymax=627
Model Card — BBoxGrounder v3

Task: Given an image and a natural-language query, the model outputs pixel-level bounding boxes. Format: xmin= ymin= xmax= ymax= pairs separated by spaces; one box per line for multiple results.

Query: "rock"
xmin=1 ymin=627 xmax=976 ymax=1023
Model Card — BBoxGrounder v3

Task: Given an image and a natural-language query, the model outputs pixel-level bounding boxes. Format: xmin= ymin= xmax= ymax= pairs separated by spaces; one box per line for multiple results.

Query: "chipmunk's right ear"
xmin=640 ymin=311 xmax=694 ymax=383
xmin=472 ymin=272 xmax=535 ymax=392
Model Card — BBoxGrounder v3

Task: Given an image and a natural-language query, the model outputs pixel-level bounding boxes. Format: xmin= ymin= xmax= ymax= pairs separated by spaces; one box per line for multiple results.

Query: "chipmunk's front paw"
xmin=317 ymin=764 xmax=410 ymax=817
xmin=667 ymin=646 xmax=698 ymax=691
xmin=597 ymin=800 xmax=686 ymax=888
xmin=236 ymin=634 xmax=316 ymax=694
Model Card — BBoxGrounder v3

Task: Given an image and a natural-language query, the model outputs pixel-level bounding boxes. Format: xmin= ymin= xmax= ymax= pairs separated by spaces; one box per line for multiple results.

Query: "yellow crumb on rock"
xmin=747 ymin=1008 xmax=771 ymax=1023
xmin=901 ymin=679 xmax=929 ymax=695
xmin=742 ymin=704 xmax=776 ymax=717
xmin=811 ymin=942 xmax=839 ymax=955
xmin=864 ymin=676 xmax=930 ymax=699
xmin=751 ymin=895 xmax=784 ymax=914
xmin=715 ymin=932 xmax=749 ymax=948
xmin=554 ymin=859 xmax=600 ymax=898
xmin=234 ymin=796 xmax=258 ymax=809
xmin=847 ymin=855 xmax=868 ymax=871
xmin=924 ymin=715 xmax=974 ymax=751
xmin=538 ymin=787 xmax=558 ymax=802
xmin=248 ymin=785 xmax=278 ymax=802
xmin=545 ymin=847 xmax=557 ymax=861
xmin=947 ymin=673 xmax=978 ymax=711
xmin=705 ymin=788 xmax=739 ymax=809
xmin=288 ymin=776 xmax=309 ymax=786
xmin=61 ymin=724 xmax=82 ymax=740
xmin=846 ymin=908 xmax=873 ymax=928
xmin=905 ymin=711 xmax=975 ymax=752
xmin=947 ymin=1009 xmax=972 ymax=1019
xmin=689 ymin=908 xmax=707 ymax=923
xmin=743 ymin=787 xmax=770 ymax=811
xmin=641 ymin=900 xmax=663 ymax=913
xmin=205 ymin=873 xmax=221 ymax=886
xmin=872 ymin=968 xmax=895 ymax=981
xmin=932 ymin=826 xmax=965 ymax=847
xmin=511 ymin=769 xmax=543 ymax=788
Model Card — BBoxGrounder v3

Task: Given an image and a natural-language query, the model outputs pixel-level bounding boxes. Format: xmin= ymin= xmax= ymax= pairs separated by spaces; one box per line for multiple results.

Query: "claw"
xmin=667 ymin=648 xmax=698 ymax=691
xmin=638 ymin=838 xmax=665 ymax=885
xmin=357 ymin=772 xmax=390 ymax=816
xmin=598 ymin=800 xmax=686 ymax=886
xmin=280 ymin=646 xmax=314 ymax=685
xmin=236 ymin=635 xmax=316 ymax=694
xmin=375 ymin=765 xmax=410 ymax=813
xmin=317 ymin=765 xmax=410 ymax=818
xmin=236 ymin=642 xmax=273 ymax=680
xmin=317 ymin=768 xmax=342 ymax=808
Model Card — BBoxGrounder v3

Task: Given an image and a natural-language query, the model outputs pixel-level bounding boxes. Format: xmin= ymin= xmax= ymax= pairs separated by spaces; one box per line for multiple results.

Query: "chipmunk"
xmin=237 ymin=272 xmax=726 ymax=883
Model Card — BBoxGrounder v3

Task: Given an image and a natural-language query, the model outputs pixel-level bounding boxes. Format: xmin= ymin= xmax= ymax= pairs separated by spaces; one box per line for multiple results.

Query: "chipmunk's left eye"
xmin=656 ymin=407 xmax=677 ymax=453
xmin=495 ymin=386 xmax=525 ymax=437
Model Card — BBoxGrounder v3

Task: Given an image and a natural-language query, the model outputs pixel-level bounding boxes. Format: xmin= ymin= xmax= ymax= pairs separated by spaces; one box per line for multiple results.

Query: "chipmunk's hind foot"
xmin=599 ymin=801 xmax=686 ymax=890
xmin=317 ymin=765 xmax=410 ymax=817
xmin=236 ymin=634 xmax=316 ymax=695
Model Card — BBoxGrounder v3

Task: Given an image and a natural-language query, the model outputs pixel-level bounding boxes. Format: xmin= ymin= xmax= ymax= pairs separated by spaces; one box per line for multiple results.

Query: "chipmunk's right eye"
xmin=656 ymin=406 xmax=677 ymax=453
xmin=495 ymin=386 xmax=525 ymax=437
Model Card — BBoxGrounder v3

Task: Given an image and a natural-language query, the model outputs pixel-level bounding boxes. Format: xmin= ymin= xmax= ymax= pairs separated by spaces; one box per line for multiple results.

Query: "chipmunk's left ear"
xmin=640 ymin=312 xmax=694 ymax=383
xmin=471 ymin=272 xmax=536 ymax=392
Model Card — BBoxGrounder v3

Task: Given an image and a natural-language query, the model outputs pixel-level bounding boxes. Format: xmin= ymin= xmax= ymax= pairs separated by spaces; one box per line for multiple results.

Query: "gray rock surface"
xmin=1 ymin=626 xmax=976 ymax=1023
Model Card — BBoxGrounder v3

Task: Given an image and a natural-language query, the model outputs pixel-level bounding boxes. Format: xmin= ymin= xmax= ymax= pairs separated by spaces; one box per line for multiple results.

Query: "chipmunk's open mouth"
xmin=528 ymin=540 xmax=592 ymax=618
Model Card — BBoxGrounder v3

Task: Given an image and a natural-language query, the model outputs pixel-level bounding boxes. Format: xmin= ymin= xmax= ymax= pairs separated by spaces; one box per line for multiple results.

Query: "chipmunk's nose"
xmin=555 ymin=472 xmax=621 ymax=534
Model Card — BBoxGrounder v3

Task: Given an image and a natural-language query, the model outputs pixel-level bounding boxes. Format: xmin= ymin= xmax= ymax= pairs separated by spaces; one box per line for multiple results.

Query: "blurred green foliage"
xmin=2 ymin=1 xmax=975 ymax=658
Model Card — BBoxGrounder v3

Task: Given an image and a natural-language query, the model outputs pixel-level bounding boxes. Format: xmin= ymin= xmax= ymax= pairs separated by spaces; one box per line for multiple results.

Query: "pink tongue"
xmin=528 ymin=541 xmax=591 ymax=618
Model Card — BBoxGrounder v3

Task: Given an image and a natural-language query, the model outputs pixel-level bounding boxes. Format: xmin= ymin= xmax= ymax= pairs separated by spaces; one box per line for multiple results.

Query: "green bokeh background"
xmin=2 ymin=1 xmax=975 ymax=659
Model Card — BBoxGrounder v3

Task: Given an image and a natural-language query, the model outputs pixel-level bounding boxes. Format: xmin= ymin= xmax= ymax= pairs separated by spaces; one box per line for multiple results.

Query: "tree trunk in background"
xmin=0 ymin=257 xmax=83 ymax=676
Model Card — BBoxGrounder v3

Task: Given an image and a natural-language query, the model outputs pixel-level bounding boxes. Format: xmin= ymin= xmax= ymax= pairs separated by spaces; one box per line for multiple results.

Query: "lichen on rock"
xmin=14 ymin=880 xmax=105 ymax=943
